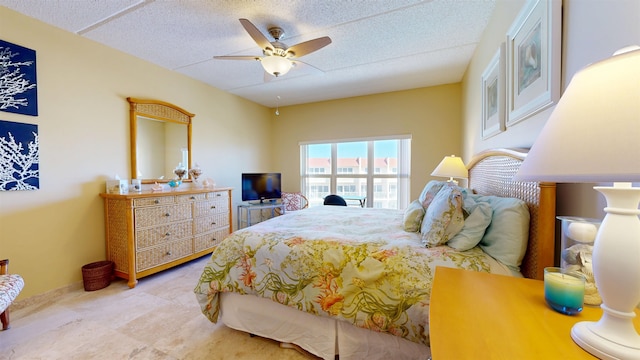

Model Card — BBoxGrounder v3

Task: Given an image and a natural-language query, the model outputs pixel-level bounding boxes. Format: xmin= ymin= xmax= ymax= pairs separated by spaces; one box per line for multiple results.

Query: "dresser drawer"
xmin=194 ymin=213 xmax=230 ymax=234
xmin=177 ymin=193 xmax=206 ymax=202
xmin=194 ymin=228 xmax=230 ymax=252
xmin=135 ymin=221 xmax=192 ymax=249
xmin=135 ymin=204 xmax=191 ymax=228
xmin=134 ymin=196 xmax=175 ymax=207
xmin=136 ymin=238 xmax=193 ymax=272
xmin=193 ymin=199 xmax=229 ymax=217
xmin=207 ymin=191 xmax=229 ymax=200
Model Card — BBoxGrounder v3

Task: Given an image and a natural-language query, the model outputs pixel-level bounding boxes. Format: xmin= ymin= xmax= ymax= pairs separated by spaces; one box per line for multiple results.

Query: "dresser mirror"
xmin=128 ymin=97 xmax=193 ymax=183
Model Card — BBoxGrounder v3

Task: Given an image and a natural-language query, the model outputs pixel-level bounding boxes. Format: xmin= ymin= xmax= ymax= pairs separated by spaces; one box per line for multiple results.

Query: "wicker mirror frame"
xmin=128 ymin=97 xmax=194 ymax=183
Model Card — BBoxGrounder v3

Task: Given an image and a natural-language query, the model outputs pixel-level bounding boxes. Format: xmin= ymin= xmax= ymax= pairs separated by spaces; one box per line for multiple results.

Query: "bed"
xmin=194 ymin=148 xmax=556 ymax=360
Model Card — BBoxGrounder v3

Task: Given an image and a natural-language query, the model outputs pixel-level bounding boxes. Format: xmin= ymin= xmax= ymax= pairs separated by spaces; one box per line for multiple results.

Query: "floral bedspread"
xmin=194 ymin=206 xmax=504 ymax=346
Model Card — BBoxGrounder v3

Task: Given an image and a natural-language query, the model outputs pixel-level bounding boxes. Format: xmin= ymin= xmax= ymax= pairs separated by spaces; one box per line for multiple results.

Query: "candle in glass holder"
xmin=544 ymin=267 xmax=585 ymax=315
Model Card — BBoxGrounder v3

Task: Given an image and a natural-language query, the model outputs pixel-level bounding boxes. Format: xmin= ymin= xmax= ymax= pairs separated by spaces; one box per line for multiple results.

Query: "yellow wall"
xmin=0 ymin=7 xmax=273 ymax=299
xmin=271 ymin=84 xmax=462 ymax=201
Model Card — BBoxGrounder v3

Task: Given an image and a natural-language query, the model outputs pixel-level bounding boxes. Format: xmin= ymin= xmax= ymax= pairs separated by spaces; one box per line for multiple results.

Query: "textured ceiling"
xmin=1 ymin=0 xmax=496 ymax=107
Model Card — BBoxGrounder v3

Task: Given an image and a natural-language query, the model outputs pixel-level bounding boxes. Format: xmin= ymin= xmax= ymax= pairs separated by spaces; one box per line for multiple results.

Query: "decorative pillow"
xmin=471 ymin=194 xmax=530 ymax=272
xmin=418 ymin=180 xmax=448 ymax=209
xmin=447 ymin=201 xmax=493 ymax=251
xmin=421 ymin=185 xmax=464 ymax=247
xmin=403 ymin=199 xmax=425 ymax=232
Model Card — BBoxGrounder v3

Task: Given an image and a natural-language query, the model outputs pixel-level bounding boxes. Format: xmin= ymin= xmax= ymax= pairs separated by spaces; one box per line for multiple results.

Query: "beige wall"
xmin=0 ymin=7 xmax=272 ymax=299
xmin=557 ymin=0 xmax=640 ymax=219
xmin=461 ymin=0 xmax=539 ymax=158
xmin=463 ymin=0 xmax=640 ymax=159
xmin=462 ymin=0 xmax=640 ymax=222
xmin=271 ymin=84 xmax=462 ymax=201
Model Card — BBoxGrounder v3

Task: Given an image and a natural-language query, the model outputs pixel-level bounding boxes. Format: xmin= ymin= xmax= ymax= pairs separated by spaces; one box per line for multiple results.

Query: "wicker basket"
xmin=81 ymin=261 xmax=114 ymax=291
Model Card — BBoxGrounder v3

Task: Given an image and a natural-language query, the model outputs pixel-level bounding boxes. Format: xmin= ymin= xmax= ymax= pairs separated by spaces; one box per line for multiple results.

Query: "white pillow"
xmin=448 ymin=201 xmax=493 ymax=251
xmin=403 ymin=200 xmax=425 ymax=232
xmin=421 ymin=185 xmax=464 ymax=247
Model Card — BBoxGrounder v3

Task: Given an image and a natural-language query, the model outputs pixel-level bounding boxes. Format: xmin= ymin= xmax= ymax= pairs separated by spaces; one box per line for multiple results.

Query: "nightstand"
xmin=429 ymin=266 xmax=640 ymax=359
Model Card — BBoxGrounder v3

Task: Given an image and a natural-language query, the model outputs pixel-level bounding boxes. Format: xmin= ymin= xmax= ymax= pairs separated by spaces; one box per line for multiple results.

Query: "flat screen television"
xmin=241 ymin=173 xmax=282 ymax=203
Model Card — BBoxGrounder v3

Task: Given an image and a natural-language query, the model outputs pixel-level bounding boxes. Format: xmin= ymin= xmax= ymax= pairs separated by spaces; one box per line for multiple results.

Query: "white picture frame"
xmin=481 ymin=44 xmax=505 ymax=139
xmin=506 ymin=0 xmax=561 ymax=126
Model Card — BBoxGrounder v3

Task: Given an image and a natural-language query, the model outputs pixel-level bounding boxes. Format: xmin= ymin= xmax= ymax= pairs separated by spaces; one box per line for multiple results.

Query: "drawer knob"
xmin=211 ymin=206 xmax=216 ymax=209
xmin=154 ymin=199 xmax=160 ymax=204
xmin=165 ymin=213 xmax=171 ymax=217
xmin=211 ymin=222 xmax=216 ymax=225
xmin=216 ymin=193 xmax=221 ymax=197
xmin=166 ymin=251 xmax=172 ymax=256
xmin=211 ymin=238 xmax=216 ymax=242
xmin=165 ymin=232 xmax=171 ymax=236
xmin=190 ymin=196 xmax=195 ymax=199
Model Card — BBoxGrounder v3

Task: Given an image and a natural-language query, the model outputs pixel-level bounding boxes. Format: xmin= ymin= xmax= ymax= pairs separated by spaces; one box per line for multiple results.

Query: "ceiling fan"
xmin=214 ymin=18 xmax=332 ymax=78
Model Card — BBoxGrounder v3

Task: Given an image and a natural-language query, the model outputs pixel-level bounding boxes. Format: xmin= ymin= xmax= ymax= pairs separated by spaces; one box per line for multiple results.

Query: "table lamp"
xmin=515 ymin=46 xmax=640 ymax=359
xmin=431 ymin=155 xmax=468 ymax=184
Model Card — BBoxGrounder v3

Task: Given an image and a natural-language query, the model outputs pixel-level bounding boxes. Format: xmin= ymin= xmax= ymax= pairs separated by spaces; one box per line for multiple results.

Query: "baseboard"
xmin=11 ymin=281 xmax=84 ymax=311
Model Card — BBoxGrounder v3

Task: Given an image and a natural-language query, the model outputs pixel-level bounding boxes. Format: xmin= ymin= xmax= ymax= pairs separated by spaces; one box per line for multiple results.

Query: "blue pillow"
xmin=469 ymin=194 xmax=530 ymax=272
xmin=418 ymin=180 xmax=448 ymax=209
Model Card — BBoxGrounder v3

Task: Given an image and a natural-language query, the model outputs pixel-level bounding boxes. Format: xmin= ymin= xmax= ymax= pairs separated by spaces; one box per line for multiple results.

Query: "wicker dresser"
xmin=100 ymin=188 xmax=232 ymax=288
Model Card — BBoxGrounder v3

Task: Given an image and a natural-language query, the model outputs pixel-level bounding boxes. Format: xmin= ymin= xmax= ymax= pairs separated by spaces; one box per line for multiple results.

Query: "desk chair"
xmin=323 ymin=194 xmax=347 ymax=206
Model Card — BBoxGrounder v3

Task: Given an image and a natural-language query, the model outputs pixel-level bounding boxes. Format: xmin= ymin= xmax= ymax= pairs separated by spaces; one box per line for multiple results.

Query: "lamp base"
xmin=570 ymin=183 xmax=640 ymax=360
xmin=572 ymin=319 xmax=640 ymax=360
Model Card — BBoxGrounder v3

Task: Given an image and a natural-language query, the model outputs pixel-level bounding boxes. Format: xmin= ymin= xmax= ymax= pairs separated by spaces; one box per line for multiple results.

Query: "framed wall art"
xmin=0 ymin=39 xmax=38 ymax=116
xmin=506 ymin=0 xmax=561 ymax=126
xmin=481 ymin=43 xmax=505 ymax=139
xmin=0 ymin=119 xmax=39 ymax=191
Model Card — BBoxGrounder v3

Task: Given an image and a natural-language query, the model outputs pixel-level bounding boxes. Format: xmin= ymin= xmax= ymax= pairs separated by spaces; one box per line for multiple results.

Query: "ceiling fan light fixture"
xmin=261 ymin=55 xmax=292 ymax=77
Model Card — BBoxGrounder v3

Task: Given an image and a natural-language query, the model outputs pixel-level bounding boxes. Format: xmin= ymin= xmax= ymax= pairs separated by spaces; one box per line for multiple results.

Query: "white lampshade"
xmin=261 ymin=55 xmax=292 ymax=77
xmin=515 ymin=47 xmax=640 ymax=183
xmin=431 ymin=155 xmax=468 ymax=183
xmin=515 ymin=47 xmax=640 ymax=360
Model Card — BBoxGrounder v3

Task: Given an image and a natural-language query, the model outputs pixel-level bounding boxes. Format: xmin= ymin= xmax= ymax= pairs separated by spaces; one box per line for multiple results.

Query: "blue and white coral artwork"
xmin=0 ymin=39 xmax=38 ymax=116
xmin=0 ymin=120 xmax=39 ymax=191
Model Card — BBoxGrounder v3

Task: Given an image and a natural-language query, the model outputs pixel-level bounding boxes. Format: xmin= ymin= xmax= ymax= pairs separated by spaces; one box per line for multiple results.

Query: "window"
xmin=300 ymin=136 xmax=411 ymax=209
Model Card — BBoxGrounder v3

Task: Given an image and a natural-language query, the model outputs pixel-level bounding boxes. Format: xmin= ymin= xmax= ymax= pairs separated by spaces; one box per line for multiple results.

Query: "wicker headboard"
xmin=466 ymin=148 xmax=556 ymax=280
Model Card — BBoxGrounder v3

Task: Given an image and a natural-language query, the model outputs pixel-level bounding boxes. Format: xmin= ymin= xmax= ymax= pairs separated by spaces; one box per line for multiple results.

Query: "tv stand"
xmin=237 ymin=202 xmax=284 ymax=229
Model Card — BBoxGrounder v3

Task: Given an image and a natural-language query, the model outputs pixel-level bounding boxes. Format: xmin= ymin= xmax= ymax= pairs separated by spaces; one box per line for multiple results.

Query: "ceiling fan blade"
xmin=214 ymin=55 xmax=261 ymax=61
xmin=291 ymin=60 xmax=325 ymax=75
xmin=239 ymin=18 xmax=273 ymax=51
xmin=286 ymin=37 xmax=332 ymax=58
xmin=263 ymin=71 xmax=274 ymax=83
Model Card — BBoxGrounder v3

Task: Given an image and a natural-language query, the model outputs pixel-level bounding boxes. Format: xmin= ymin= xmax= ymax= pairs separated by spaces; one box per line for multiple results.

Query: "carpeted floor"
xmin=1 ymin=255 xmax=317 ymax=360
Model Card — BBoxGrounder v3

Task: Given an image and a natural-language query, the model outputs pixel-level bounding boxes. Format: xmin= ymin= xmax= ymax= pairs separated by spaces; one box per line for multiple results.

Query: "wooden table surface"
xmin=429 ymin=266 xmax=640 ymax=359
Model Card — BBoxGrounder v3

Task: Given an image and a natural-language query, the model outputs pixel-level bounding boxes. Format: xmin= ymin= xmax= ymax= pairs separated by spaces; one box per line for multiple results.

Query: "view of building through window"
xmin=300 ymin=137 xmax=410 ymax=209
